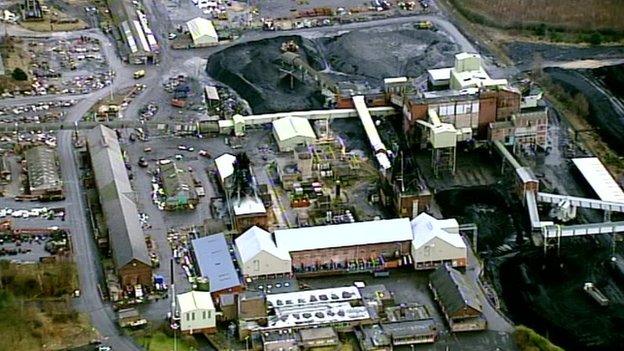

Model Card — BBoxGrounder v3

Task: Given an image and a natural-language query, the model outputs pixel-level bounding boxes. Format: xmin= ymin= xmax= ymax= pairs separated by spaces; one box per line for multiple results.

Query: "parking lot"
xmin=0 ymin=199 xmax=68 ymax=262
xmin=0 ymin=99 xmax=77 ymax=123
xmin=1 ymin=36 xmax=113 ymax=98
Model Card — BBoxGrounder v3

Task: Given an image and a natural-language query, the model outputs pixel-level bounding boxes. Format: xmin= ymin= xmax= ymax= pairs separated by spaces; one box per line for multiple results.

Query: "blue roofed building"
xmin=191 ymin=233 xmax=243 ymax=298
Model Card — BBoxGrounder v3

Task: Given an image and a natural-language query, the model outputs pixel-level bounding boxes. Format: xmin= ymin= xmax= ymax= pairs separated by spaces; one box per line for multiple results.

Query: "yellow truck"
xmin=133 ymin=69 xmax=146 ymax=79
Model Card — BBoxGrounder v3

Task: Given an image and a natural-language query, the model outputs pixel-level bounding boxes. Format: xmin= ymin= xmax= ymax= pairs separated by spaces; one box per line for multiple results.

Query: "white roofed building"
xmin=275 ymin=218 xmax=413 ymax=272
xmin=187 ymin=17 xmax=218 ymax=47
xmin=176 ymin=290 xmax=217 ymax=334
xmin=410 ymin=213 xmax=467 ymax=270
xmin=272 ymin=116 xmax=317 ymax=152
xmin=572 ymin=157 xmax=624 ymax=203
xmin=235 ymin=226 xmax=291 ymax=277
xmin=214 ymin=153 xmax=236 ymax=188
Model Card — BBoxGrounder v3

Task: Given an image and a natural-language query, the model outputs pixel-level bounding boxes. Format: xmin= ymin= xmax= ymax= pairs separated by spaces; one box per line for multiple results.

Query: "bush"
xmin=588 ymin=32 xmax=604 ymax=45
xmin=11 ymin=68 xmax=27 ymax=81
xmin=513 ymin=325 xmax=564 ymax=351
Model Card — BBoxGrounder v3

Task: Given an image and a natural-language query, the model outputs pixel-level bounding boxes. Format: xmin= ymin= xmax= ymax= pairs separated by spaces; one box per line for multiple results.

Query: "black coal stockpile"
xmin=206 ymin=36 xmax=326 ymax=114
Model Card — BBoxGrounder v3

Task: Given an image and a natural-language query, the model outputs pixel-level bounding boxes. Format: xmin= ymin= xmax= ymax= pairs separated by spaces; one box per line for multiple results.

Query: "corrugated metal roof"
xmin=272 ymin=116 xmax=316 ymax=142
xmin=572 ymin=157 xmax=624 ymax=203
xmin=427 ymin=67 xmax=452 ymax=81
xmin=275 ymin=218 xmax=412 ymax=252
xmin=204 ymin=86 xmax=219 ymax=101
xmin=187 ymin=17 xmax=218 ymax=42
xmin=191 ymin=233 xmax=240 ymax=292
xmin=235 ymin=226 xmax=291 ymax=263
xmin=24 ymin=145 xmax=62 ymax=193
xmin=232 ymin=195 xmax=266 ymax=215
xmin=87 ymin=125 xmax=150 ymax=269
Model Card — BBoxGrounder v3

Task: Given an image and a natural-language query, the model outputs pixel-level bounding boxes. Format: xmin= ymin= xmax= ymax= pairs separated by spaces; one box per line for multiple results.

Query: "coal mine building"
xmin=87 ymin=125 xmax=152 ymax=287
xmin=429 ymin=265 xmax=486 ymax=332
xmin=23 ymin=145 xmax=64 ymax=200
xmin=159 ymin=161 xmax=199 ymax=210
xmin=274 ymin=218 xmax=413 ymax=273
xmin=191 ymin=233 xmax=243 ymax=299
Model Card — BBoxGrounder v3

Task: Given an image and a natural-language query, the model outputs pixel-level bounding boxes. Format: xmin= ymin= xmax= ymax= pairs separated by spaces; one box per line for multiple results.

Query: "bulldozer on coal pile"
xmin=280 ymin=40 xmax=299 ymax=53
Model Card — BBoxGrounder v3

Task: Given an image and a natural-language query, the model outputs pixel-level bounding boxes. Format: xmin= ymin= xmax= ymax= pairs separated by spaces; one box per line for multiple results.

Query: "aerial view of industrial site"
xmin=1 ymin=0 xmax=624 ymax=350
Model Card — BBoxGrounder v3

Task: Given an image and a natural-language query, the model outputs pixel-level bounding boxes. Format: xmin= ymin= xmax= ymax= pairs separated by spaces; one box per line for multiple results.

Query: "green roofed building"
xmin=159 ymin=161 xmax=198 ymax=211
xmin=23 ymin=145 xmax=63 ymax=199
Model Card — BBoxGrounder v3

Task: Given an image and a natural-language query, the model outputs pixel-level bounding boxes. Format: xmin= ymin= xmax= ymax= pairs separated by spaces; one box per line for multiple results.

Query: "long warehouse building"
xmin=108 ymin=0 xmax=159 ymax=64
xmin=87 ymin=125 xmax=152 ymax=287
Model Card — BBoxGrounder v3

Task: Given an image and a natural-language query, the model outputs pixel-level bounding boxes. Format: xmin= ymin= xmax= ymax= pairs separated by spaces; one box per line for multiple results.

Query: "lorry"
xmin=133 ymin=69 xmax=146 ymax=79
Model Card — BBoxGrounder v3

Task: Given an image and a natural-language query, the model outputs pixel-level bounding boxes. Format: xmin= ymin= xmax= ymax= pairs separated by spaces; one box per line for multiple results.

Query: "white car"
xmin=168 ymin=33 xmax=177 ymax=40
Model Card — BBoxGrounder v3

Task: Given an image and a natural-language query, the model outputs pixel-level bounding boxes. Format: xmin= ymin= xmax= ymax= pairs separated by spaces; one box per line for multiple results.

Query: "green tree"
xmin=11 ymin=68 xmax=27 ymax=81
xmin=588 ymin=32 xmax=603 ymax=45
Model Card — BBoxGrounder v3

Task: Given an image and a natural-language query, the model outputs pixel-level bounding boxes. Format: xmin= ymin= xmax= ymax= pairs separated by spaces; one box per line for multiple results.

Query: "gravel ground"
xmin=258 ymin=0 xmax=378 ymax=19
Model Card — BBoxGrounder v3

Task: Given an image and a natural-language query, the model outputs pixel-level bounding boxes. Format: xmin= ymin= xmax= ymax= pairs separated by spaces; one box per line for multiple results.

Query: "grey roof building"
xmin=87 ymin=125 xmax=152 ymax=287
xmin=429 ymin=265 xmax=486 ymax=332
xmin=24 ymin=145 xmax=63 ymax=198
xmin=191 ymin=233 xmax=242 ymax=296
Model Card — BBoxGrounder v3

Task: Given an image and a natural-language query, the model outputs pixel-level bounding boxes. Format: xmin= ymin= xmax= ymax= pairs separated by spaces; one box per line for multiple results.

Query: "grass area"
xmin=135 ymin=330 xmax=199 ymax=351
xmin=0 ymin=37 xmax=33 ymax=92
xmin=0 ymin=260 xmax=77 ymax=298
xmin=447 ymin=0 xmax=624 ymax=44
xmin=0 ymin=261 xmax=96 ymax=350
xmin=513 ymin=325 xmax=564 ymax=351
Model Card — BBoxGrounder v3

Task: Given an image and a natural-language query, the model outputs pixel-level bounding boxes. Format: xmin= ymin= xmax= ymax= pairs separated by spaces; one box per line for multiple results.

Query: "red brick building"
xmin=403 ymin=88 xmax=523 ymax=141
xmin=274 ymin=218 xmax=413 ymax=271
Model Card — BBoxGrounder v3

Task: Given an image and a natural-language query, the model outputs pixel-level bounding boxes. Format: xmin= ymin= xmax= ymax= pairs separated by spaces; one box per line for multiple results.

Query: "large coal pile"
xmin=320 ymin=27 xmax=459 ymax=84
xmin=207 ymin=26 xmax=461 ymax=114
xmin=501 ymin=243 xmax=624 ymax=351
xmin=436 ymin=187 xmax=521 ymax=252
xmin=206 ymin=36 xmax=326 ymax=114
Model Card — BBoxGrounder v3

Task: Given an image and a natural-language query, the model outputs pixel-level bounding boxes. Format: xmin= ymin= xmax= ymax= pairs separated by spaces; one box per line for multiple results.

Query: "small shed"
xmin=177 ymin=290 xmax=217 ymax=334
